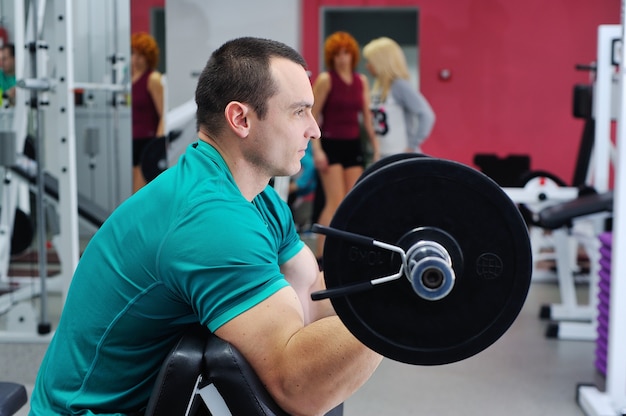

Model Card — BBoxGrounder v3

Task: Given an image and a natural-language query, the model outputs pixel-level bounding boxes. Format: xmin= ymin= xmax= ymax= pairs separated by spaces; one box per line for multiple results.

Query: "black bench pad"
xmin=537 ymin=191 xmax=613 ymax=230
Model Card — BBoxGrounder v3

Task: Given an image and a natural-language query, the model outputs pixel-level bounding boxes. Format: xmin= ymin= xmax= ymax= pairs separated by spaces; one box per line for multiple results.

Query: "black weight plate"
xmin=323 ymin=157 xmax=532 ymax=365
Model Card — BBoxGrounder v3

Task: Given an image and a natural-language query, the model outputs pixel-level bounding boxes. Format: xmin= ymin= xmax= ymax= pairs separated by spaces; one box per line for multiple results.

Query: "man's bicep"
xmin=281 ymin=244 xmax=317 ymax=289
xmin=281 ymin=245 xmax=335 ymax=323
xmin=214 ymin=286 xmax=305 ymax=385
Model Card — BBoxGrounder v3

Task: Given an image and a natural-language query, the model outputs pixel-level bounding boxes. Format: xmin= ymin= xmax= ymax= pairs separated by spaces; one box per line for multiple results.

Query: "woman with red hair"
xmin=311 ymin=31 xmax=380 ymax=265
xmin=130 ymin=32 xmax=164 ymax=193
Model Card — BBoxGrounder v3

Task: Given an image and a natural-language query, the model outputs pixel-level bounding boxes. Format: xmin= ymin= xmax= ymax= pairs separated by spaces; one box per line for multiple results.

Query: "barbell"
xmin=311 ymin=155 xmax=532 ymax=366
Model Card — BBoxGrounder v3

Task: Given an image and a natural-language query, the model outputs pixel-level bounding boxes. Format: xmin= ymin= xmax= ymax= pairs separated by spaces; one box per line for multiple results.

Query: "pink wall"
xmin=302 ymin=0 xmax=620 ymax=184
xmin=132 ymin=1 xmax=620 ymax=184
xmin=130 ymin=0 xmax=164 ymax=33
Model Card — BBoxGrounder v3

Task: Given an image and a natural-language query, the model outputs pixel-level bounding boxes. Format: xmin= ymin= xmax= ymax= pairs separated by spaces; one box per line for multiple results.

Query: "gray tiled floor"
xmin=0 ymin=253 xmax=604 ymax=415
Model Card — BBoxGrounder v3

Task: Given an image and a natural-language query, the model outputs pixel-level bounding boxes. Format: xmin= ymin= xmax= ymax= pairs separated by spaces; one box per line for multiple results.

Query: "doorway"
xmin=321 ymin=7 xmax=420 ymax=87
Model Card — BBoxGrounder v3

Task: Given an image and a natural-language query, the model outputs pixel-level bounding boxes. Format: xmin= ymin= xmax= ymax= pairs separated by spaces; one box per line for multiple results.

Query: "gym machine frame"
xmin=0 ymin=0 xmax=79 ymax=342
xmin=576 ymin=20 xmax=626 ymax=416
xmin=543 ymin=24 xmax=619 ymax=342
xmin=502 ymin=25 xmax=619 ymax=343
xmin=0 ymin=0 xmax=131 ymax=342
xmin=15 ymin=0 xmax=77 ymax=341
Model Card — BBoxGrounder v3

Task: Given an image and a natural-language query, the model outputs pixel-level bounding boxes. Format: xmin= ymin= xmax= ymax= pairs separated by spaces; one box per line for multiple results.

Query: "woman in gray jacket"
xmin=363 ymin=37 xmax=435 ymax=157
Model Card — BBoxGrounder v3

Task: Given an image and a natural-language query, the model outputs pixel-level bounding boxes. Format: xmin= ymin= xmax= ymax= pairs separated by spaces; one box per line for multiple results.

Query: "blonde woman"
xmin=363 ymin=37 xmax=435 ymax=157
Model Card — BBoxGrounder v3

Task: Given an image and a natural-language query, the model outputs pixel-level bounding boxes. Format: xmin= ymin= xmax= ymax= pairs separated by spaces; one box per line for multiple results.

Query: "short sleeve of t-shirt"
xmin=156 ymin=175 xmax=304 ymax=332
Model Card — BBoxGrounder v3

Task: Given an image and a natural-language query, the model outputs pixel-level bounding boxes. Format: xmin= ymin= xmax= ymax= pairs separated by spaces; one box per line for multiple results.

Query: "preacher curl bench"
xmin=145 ymin=324 xmax=342 ymax=416
xmin=0 ymin=382 xmax=27 ymax=416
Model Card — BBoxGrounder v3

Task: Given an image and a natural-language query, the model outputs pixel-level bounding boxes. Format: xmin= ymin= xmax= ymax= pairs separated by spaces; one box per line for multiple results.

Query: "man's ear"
xmin=225 ymin=101 xmax=250 ymax=138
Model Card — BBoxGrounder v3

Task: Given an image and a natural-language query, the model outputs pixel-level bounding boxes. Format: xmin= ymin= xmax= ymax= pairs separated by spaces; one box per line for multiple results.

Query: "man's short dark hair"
xmin=195 ymin=37 xmax=307 ymax=135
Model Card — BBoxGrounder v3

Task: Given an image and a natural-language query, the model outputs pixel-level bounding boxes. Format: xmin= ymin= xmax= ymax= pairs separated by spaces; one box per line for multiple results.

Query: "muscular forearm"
xmin=270 ymin=248 xmax=382 ymax=414
xmin=217 ymin=286 xmax=382 ymax=416
xmin=274 ymin=316 xmax=382 ymax=416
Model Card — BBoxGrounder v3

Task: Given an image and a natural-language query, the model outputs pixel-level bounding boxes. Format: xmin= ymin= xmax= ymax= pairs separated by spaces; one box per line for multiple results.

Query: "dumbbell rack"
xmin=594 ymin=231 xmax=612 ymax=376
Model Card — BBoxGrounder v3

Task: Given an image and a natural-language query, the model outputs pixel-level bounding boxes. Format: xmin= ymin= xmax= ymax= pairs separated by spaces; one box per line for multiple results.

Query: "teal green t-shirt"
xmin=29 ymin=140 xmax=304 ymax=415
xmin=0 ymin=69 xmax=15 ymax=92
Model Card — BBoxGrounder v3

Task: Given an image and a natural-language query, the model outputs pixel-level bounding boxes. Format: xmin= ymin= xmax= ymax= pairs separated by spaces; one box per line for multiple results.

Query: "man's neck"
xmin=198 ymin=132 xmax=270 ymax=202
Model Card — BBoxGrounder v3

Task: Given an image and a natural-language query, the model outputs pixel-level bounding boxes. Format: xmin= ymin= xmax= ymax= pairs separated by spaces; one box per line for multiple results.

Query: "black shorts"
xmin=321 ymin=137 xmax=364 ymax=168
xmin=133 ymin=137 xmax=155 ymax=166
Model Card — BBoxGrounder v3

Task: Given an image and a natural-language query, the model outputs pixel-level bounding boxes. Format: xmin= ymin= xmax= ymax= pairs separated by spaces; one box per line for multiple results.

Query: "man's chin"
xmin=284 ymin=162 xmax=302 ymax=177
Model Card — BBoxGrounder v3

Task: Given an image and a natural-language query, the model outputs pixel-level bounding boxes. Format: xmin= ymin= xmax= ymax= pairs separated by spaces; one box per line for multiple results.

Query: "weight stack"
xmin=595 ymin=231 xmax=613 ymax=376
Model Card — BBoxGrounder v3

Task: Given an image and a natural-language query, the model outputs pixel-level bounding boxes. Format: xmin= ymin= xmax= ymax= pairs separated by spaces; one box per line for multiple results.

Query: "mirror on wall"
xmin=149 ymin=6 xmax=166 ymax=75
xmin=322 ymin=7 xmax=420 ymax=89
xmin=0 ymin=0 xmax=132 ymax=215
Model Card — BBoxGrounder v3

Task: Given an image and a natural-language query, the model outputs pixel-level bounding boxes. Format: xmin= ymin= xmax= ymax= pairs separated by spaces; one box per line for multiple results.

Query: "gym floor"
xmin=1 ymin=236 xmax=601 ymax=416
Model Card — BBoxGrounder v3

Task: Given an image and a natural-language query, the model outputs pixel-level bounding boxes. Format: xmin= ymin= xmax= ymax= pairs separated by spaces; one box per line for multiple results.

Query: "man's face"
xmin=244 ymin=58 xmax=321 ymax=178
xmin=1 ymin=48 xmax=14 ymax=74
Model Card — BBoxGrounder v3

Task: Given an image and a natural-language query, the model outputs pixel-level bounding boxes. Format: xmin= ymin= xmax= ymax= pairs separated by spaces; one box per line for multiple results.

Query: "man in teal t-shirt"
xmin=29 ymin=37 xmax=382 ymax=416
xmin=30 ymin=140 xmax=303 ymax=413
